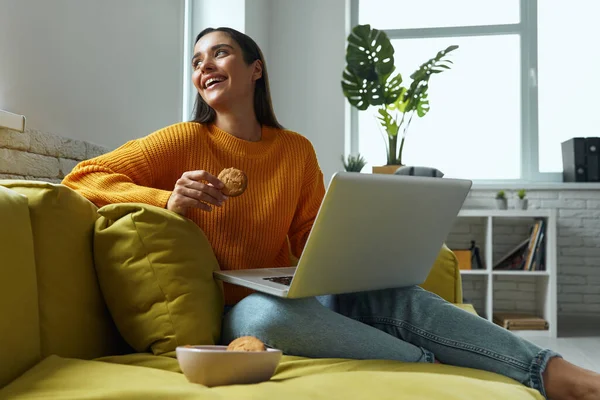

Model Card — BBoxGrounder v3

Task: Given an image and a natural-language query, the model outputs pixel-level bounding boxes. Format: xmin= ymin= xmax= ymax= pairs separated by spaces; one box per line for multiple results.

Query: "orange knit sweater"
xmin=62 ymin=122 xmax=325 ymax=305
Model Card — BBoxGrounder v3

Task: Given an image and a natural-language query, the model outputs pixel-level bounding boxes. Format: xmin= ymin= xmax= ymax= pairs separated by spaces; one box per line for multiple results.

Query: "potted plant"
xmin=495 ymin=190 xmax=507 ymax=210
xmin=516 ymin=189 xmax=528 ymax=210
xmin=341 ymin=24 xmax=458 ymax=174
xmin=342 ymin=153 xmax=367 ymax=172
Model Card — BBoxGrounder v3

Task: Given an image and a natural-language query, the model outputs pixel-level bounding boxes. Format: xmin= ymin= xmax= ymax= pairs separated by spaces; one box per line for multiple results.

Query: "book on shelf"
xmin=530 ymin=227 xmax=546 ymax=271
xmin=493 ymin=313 xmax=549 ymax=331
xmin=493 ymin=219 xmax=546 ymax=271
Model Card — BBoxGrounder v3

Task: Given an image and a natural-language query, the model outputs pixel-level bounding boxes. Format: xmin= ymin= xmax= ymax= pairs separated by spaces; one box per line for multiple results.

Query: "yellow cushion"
xmin=420 ymin=244 xmax=462 ymax=303
xmin=0 ymin=181 xmax=122 ymax=360
xmin=0 ymin=185 xmax=41 ymax=388
xmin=94 ymin=203 xmax=224 ymax=355
xmin=454 ymin=303 xmax=478 ymax=315
xmin=0 ymin=355 xmax=543 ymax=399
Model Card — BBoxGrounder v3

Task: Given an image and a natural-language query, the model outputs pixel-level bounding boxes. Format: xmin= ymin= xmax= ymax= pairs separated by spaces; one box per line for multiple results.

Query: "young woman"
xmin=62 ymin=27 xmax=600 ymax=400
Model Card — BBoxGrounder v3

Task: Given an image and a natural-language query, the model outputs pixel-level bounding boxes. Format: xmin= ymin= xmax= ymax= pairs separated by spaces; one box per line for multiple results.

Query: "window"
xmin=352 ymin=0 xmax=599 ymax=181
xmin=359 ymin=0 xmax=520 ymax=29
xmin=537 ymin=1 xmax=600 ymax=173
xmin=358 ymin=35 xmax=521 ymax=179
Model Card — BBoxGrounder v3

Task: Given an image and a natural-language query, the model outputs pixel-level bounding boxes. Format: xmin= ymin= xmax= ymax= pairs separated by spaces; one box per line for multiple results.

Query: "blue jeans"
xmin=221 ymin=286 xmax=561 ymax=399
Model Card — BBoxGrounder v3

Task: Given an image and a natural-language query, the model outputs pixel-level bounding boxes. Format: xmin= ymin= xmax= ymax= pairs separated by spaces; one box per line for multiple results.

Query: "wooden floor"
xmin=526 ymin=315 xmax=600 ymax=373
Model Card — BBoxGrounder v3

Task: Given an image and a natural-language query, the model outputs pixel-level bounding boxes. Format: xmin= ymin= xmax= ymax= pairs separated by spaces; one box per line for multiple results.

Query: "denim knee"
xmin=221 ymin=293 xmax=287 ymax=346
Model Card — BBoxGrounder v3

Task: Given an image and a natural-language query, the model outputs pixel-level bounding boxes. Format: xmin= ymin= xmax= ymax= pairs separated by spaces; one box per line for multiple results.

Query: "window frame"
xmin=350 ymin=0 xmax=561 ymax=183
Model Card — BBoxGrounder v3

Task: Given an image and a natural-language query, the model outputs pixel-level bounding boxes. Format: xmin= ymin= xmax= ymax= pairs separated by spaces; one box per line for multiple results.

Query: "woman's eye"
xmin=216 ymin=49 xmax=227 ymax=57
xmin=193 ymin=60 xmax=202 ymax=69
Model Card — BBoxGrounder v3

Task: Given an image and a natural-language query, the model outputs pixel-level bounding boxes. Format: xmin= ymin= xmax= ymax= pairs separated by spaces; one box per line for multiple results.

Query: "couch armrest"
xmin=419 ymin=244 xmax=463 ymax=304
xmin=0 ymin=184 xmax=41 ymax=388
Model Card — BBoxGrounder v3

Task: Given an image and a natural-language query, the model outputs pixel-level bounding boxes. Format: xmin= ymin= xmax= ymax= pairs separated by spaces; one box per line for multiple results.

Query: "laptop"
xmin=213 ymin=171 xmax=472 ymax=299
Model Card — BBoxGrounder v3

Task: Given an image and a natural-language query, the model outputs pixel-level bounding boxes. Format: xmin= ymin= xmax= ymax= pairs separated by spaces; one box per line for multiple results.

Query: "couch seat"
xmin=0 ymin=353 xmax=543 ymax=399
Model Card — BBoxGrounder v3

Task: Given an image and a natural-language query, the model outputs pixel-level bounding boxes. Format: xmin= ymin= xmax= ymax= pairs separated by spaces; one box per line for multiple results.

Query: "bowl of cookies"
xmin=176 ymin=336 xmax=282 ymax=387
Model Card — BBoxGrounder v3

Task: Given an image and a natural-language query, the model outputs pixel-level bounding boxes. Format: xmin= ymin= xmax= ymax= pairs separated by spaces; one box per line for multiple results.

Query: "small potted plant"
xmin=516 ymin=189 xmax=528 ymax=210
xmin=342 ymin=153 xmax=367 ymax=172
xmin=495 ymin=190 xmax=507 ymax=210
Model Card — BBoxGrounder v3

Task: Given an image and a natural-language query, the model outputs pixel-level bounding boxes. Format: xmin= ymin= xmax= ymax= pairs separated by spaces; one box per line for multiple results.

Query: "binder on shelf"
xmin=452 ymin=241 xmax=485 ymax=270
xmin=454 ymin=249 xmax=472 ymax=270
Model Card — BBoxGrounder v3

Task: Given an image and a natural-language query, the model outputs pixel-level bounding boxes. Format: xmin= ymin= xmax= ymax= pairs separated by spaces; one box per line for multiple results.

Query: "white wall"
xmin=267 ymin=0 xmax=347 ymax=183
xmin=0 ymin=0 xmax=184 ymax=150
xmin=192 ymin=0 xmax=245 ymax=34
xmin=244 ymin=0 xmax=271 ymax=65
xmin=186 ymin=0 xmax=271 ymax=121
xmin=186 ymin=0 xmax=246 ymax=120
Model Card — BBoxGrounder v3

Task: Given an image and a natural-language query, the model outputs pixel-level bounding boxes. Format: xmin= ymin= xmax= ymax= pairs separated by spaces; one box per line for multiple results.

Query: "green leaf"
xmin=416 ymin=99 xmax=430 ymax=117
xmin=341 ymin=69 xmax=385 ymax=110
xmin=388 ymin=87 xmax=408 ymax=112
xmin=401 ymin=44 xmax=458 ymax=114
xmin=346 ymin=24 xmax=395 ymax=80
xmin=403 ymin=80 xmax=429 ymax=113
xmin=376 ymin=108 xmax=399 ymax=138
xmin=383 ymin=71 xmax=403 ymax=104
xmin=409 ymin=44 xmax=459 ymax=81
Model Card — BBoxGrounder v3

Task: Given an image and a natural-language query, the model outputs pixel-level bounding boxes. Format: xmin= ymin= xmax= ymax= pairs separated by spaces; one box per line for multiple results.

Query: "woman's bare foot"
xmin=543 ymin=357 xmax=600 ymax=400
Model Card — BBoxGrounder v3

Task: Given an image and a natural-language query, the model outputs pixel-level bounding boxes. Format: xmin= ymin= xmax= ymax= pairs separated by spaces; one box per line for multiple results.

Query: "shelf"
xmin=458 ymin=209 xmax=551 ymax=218
xmin=511 ymin=330 xmax=552 ymax=338
xmin=460 ymin=269 xmax=549 ymax=276
xmin=492 ymin=270 xmax=549 ymax=276
xmin=459 ymin=270 xmax=488 ymax=275
xmin=454 ymin=208 xmax=557 ymax=337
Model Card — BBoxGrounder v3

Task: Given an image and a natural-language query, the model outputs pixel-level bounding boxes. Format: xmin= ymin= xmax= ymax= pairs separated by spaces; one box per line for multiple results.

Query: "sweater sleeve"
xmin=287 ymin=145 xmax=326 ymax=259
xmin=61 ymin=139 xmax=172 ymax=208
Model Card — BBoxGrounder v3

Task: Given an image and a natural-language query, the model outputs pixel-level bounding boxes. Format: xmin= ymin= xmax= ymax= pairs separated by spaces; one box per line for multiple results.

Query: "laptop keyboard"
xmin=263 ymin=276 xmax=293 ymax=286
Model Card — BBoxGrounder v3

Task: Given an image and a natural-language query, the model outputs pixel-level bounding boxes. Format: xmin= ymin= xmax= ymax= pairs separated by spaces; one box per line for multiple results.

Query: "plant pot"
xmin=495 ymin=198 xmax=507 ymax=210
xmin=516 ymin=198 xmax=528 ymax=210
xmin=372 ymin=165 xmax=403 ymax=175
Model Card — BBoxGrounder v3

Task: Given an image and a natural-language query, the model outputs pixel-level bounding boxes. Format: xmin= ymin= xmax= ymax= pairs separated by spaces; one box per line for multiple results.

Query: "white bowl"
xmin=176 ymin=345 xmax=282 ymax=387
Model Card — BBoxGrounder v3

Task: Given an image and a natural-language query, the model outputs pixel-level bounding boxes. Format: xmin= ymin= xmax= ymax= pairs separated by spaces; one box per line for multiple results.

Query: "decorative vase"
xmin=495 ymin=198 xmax=507 ymax=210
xmin=516 ymin=198 xmax=528 ymax=210
xmin=372 ymin=165 xmax=403 ymax=174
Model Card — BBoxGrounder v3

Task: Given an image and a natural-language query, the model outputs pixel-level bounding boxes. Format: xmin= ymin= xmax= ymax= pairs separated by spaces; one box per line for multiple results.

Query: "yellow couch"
xmin=0 ymin=180 xmax=543 ymax=399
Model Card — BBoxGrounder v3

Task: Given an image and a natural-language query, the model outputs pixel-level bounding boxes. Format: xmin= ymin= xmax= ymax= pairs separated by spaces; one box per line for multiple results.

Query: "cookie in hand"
xmin=217 ymin=167 xmax=248 ymax=197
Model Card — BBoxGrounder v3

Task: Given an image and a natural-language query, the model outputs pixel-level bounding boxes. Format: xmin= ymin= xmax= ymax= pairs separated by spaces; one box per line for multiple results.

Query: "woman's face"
xmin=192 ymin=31 xmax=262 ymax=112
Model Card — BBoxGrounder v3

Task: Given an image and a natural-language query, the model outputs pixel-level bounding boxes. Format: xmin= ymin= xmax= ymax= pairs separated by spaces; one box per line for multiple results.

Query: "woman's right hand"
xmin=167 ymin=170 xmax=228 ymax=215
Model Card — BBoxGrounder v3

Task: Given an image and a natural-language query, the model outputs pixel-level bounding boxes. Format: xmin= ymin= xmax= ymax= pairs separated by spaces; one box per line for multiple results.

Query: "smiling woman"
xmin=190 ymin=28 xmax=283 ymax=132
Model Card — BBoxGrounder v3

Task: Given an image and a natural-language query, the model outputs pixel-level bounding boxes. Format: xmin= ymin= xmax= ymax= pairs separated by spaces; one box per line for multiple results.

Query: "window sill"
xmin=470 ymin=182 xmax=600 ymax=191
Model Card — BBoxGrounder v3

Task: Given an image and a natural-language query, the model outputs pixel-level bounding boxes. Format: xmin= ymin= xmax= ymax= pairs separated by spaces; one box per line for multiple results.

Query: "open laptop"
xmin=213 ymin=171 xmax=472 ymax=299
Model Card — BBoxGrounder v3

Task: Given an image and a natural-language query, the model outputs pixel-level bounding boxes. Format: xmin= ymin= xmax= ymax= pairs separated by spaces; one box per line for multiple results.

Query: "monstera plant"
xmin=341 ymin=24 xmax=458 ymax=168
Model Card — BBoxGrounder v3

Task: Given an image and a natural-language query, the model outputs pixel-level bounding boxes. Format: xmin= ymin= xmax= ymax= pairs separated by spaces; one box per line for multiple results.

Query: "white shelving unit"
xmin=456 ymin=209 xmax=558 ymax=338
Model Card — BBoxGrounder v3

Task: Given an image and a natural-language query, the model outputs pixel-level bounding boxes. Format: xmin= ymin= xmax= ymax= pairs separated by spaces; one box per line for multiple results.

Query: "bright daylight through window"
xmin=353 ymin=0 xmax=600 ymax=181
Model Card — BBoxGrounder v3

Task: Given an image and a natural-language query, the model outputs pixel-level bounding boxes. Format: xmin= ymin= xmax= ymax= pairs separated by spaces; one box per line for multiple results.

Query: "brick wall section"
xmin=0 ymin=128 xmax=108 ymax=183
xmin=448 ymin=189 xmax=600 ymax=316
